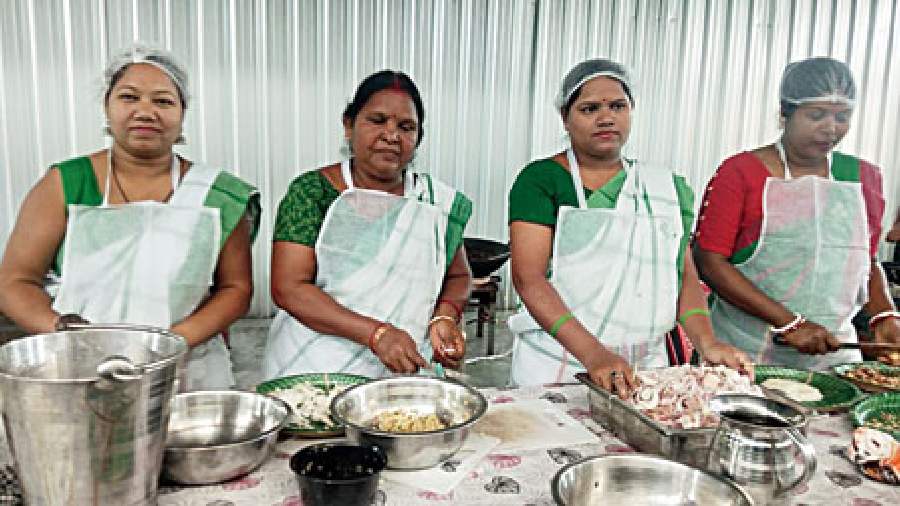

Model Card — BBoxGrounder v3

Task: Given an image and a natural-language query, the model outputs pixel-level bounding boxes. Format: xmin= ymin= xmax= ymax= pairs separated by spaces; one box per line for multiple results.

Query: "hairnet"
xmin=779 ymin=57 xmax=856 ymax=108
xmin=104 ymin=43 xmax=189 ymax=107
xmin=555 ymin=58 xmax=634 ymax=110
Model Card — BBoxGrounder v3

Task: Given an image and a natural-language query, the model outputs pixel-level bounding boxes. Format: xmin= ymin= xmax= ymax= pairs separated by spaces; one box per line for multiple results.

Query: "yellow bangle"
xmin=368 ymin=323 xmax=391 ymax=351
xmin=429 ymin=315 xmax=457 ymax=328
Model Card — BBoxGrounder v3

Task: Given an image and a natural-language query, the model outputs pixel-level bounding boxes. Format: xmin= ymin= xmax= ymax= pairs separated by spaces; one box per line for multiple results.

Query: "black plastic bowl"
xmin=464 ymin=237 xmax=510 ymax=278
xmin=290 ymin=443 xmax=387 ymax=506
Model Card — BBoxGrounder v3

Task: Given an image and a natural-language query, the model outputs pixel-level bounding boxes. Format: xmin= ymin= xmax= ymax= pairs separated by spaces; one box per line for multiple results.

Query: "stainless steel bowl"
xmin=552 ymin=454 xmax=754 ymax=506
xmin=330 ymin=377 xmax=487 ymax=469
xmin=162 ymin=391 xmax=291 ymax=484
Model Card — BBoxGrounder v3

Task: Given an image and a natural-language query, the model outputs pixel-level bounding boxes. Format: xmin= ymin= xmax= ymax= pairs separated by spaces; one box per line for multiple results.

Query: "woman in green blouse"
xmin=507 ymin=58 xmax=751 ymax=394
xmin=0 ymin=45 xmax=259 ymax=391
xmin=263 ymin=71 xmax=473 ymax=378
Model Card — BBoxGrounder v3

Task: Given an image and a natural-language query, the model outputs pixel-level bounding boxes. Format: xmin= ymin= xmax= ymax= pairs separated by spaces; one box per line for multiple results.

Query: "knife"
xmin=840 ymin=341 xmax=900 ymax=352
xmin=773 ymin=335 xmax=900 ymax=352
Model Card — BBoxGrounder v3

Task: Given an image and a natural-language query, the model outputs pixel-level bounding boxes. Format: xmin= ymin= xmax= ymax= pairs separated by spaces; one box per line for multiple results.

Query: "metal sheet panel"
xmin=1 ymin=0 xmax=897 ymax=316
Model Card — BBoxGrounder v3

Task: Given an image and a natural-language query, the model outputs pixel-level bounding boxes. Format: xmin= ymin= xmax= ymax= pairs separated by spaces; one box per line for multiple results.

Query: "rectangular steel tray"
xmin=575 ymin=372 xmax=715 ymax=468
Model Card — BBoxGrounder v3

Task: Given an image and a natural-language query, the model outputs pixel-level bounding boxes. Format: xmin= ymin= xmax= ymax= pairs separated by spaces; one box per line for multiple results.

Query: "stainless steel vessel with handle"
xmin=706 ymin=394 xmax=817 ymax=506
xmin=0 ymin=324 xmax=187 ymax=505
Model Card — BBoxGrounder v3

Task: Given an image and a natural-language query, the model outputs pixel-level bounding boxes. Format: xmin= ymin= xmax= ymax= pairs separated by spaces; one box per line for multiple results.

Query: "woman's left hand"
xmin=873 ymin=318 xmax=900 ymax=364
xmin=428 ymin=317 xmax=466 ymax=369
xmin=873 ymin=317 xmax=900 ymax=344
xmin=697 ymin=340 xmax=755 ymax=381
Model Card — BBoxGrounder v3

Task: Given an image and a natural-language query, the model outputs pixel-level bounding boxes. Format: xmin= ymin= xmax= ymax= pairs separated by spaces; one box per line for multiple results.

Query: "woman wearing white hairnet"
xmin=507 ymin=58 xmax=751 ymax=394
xmin=694 ymin=57 xmax=898 ymax=370
xmin=0 ymin=44 xmax=260 ymax=391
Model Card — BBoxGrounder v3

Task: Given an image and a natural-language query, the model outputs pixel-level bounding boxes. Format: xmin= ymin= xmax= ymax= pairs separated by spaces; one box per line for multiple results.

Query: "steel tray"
xmin=575 ymin=372 xmax=716 ymax=468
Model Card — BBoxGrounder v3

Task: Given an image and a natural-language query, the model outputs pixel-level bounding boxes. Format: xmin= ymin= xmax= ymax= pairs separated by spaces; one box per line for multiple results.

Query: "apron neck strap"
xmin=566 ymin=148 xmax=589 ymax=209
xmin=775 ymin=139 xmax=833 ymax=181
xmin=103 ymin=147 xmax=180 ymax=206
xmin=341 ymin=158 xmax=417 ymax=198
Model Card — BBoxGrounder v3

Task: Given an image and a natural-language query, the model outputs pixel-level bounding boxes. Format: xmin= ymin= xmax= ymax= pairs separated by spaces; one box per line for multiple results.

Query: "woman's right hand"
xmin=54 ymin=313 xmax=90 ymax=331
xmin=780 ymin=320 xmax=841 ymax=354
xmin=372 ymin=325 xmax=428 ymax=373
xmin=584 ymin=347 xmax=636 ymax=399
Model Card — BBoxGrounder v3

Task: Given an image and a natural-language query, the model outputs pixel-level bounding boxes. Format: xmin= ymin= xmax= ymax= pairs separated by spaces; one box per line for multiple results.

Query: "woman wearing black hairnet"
xmin=263 ymin=71 xmax=472 ymax=378
xmin=694 ymin=57 xmax=899 ymax=370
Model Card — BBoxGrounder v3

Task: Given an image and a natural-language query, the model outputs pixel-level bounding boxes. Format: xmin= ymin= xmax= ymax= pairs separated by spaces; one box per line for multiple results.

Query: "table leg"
xmin=486 ymin=301 xmax=496 ymax=356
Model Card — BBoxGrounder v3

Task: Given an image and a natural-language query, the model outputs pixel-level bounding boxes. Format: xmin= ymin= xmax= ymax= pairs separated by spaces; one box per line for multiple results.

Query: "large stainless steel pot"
xmin=0 ymin=324 xmax=187 ymax=505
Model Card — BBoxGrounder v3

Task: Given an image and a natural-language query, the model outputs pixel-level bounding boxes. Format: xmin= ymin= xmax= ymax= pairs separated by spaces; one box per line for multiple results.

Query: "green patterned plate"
xmin=753 ymin=365 xmax=864 ymax=412
xmin=256 ymin=373 xmax=369 ymax=437
xmin=832 ymin=362 xmax=900 ymax=393
xmin=850 ymin=392 xmax=900 ymax=440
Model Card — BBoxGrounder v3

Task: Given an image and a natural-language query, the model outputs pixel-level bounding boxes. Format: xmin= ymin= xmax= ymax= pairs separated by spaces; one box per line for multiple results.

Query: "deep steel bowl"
xmin=552 ymin=454 xmax=754 ymax=506
xmin=330 ymin=377 xmax=487 ymax=469
xmin=162 ymin=391 xmax=291 ymax=484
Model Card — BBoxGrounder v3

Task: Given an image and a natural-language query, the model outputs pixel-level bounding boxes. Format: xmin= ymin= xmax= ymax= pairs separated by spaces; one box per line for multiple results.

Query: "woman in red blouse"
xmin=693 ymin=57 xmax=899 ymax=370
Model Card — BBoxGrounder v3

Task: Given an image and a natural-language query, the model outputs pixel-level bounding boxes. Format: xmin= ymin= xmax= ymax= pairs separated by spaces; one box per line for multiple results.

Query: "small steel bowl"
xmin=552 ymin=454 xmax=753 ymax=506
xmin=330 ymin=377 xmax=487 ymax=469
xmin=162 ymin=391 xmax=291 ymax=484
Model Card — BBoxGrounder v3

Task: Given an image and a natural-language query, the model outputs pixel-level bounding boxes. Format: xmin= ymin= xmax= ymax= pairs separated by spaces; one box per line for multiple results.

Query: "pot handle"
xmin=96 ymin=355 xmax=142 ymax=383
xmin=784 ymin=426 xmax=817 ymax=490
xmin=54 ymin=314 xmax=91 ymax=331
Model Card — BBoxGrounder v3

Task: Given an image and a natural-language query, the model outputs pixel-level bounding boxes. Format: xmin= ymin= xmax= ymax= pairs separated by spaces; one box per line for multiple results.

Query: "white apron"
xmin=710 ymin=144 xmax=870 ymax=370
xmin=263 ymin=161 xmax=450 ymax=378
xmin=53 ymin=154 xmax=233 ymax=391
xmin=508 ymin=150 xmax=682 ymax=386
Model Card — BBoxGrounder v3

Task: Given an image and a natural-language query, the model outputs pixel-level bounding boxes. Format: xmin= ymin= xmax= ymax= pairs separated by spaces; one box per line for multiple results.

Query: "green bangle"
xmin=550 ymin=312 xmax=575 ymax=337
xmin=678 ymin=308 xmax=711 ymax=325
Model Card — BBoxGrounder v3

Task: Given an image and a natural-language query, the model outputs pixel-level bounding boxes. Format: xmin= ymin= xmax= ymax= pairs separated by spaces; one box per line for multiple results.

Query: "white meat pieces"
xmin=848 ymin=427 xmax=900 ymax=484
xmin=271 ymin=383 xmax=349 ymax=429
xmin=629 ymin=365 xmax=762 ymax=429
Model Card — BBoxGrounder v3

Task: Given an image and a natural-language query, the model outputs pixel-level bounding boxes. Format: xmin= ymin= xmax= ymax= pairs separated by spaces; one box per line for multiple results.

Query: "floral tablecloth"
xmin=149 ymin=384 xmax=899 ymax=506
xmin=1 ymin=384 xmax=897 ymax=505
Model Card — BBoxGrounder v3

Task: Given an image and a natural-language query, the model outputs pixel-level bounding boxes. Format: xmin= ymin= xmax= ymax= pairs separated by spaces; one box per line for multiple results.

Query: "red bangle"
xmin=368 ymin=323 xmax=390 ymax=352
xmin=437 ymin=299 xmax=463 ymax=322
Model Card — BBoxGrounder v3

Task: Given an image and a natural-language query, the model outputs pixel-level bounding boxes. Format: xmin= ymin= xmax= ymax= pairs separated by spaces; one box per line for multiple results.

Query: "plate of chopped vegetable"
xmin=851 ymin=392 xmax=900 ymax=441
xmin=257 ymin=373 xmax=369 ymax=437
xmin=833 ymin=362 xmax=900 ymax=393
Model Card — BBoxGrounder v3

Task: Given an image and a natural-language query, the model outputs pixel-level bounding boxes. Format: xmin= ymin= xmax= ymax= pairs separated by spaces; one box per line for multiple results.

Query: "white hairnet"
xmin=555 ymin=58 xmax=634 ymax=110
xmin=104 ymin=43 xmax=189 ymax=107
xmin=780 ymin=57 xmax=856 ymax=108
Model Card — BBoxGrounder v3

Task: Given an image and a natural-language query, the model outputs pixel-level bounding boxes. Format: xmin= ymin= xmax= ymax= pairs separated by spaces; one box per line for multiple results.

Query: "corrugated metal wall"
xmin=1 ymin=0 xmax=898 ymax=316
